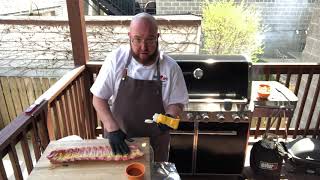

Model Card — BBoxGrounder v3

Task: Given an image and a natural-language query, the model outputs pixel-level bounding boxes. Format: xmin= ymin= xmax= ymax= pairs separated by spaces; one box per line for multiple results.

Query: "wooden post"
xmin=66 ymin=0 xmax=96 ymax=139
xmin=66 ymin=0 xmax=89 ymax=66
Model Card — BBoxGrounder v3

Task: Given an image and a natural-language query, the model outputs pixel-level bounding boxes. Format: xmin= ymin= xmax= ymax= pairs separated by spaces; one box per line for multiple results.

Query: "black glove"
xmin=157 ymin=114 xmax=174 ymax=132
xmin=108 ymin=130 xmax=131 ymax=155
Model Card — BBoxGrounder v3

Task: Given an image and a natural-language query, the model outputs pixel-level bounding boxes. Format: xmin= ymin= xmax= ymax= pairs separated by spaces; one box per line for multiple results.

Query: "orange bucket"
xmin=126 ymin=162 xmax=145 ymax=180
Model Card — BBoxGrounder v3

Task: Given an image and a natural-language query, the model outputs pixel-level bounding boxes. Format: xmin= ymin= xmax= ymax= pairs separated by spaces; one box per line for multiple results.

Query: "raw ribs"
xmin=47 ymin=145 xmax=144 ymax=164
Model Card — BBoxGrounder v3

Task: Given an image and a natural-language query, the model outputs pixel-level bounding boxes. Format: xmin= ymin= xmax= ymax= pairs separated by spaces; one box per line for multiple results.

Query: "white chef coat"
xmin=90 ymin=45 xmax=189 ymax=109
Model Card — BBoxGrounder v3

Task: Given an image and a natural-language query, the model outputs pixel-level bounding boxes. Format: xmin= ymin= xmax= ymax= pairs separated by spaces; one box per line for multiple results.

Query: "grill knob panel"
xmin=193 ymin=68 xmax=204 ymax=79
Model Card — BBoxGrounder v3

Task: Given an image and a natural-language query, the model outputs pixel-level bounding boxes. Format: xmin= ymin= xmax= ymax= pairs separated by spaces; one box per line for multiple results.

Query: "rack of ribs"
xmin=47 ymin=145 xmax=144 ymax=164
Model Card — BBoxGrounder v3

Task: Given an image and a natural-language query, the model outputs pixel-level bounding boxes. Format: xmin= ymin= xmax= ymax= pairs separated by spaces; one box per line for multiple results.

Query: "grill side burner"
xmin=168 ymin=55 xmax=252 ymax=176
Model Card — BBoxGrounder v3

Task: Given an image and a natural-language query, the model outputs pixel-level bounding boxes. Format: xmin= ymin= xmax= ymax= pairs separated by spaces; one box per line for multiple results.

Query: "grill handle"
xmin=198 ymin=131 xmax=237 ymax=136
xmin=170 ymin=132 xmax=194 ymax=135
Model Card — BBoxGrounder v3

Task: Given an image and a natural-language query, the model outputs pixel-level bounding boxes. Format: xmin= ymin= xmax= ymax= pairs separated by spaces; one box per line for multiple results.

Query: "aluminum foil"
xmin=152 ymin=162 xmax=181 ymax=180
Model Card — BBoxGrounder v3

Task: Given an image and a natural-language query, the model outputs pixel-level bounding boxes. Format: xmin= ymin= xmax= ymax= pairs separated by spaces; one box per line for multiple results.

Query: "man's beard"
xmin=130 ymin=42 xmax=159 ymax=65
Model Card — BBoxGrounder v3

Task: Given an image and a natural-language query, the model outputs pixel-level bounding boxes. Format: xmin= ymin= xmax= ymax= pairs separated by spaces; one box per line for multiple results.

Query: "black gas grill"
xmin=169 ymin=55 xmax=253 ymax=177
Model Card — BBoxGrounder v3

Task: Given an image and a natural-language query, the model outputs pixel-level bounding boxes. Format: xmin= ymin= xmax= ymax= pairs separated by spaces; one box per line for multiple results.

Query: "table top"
xmin=28 ymin=138 xmax=151 ymax=180
xmin=251 ymin=81 xmax=298 ymax=109
xmin=250 ymin=81 xmax=298 ymax=117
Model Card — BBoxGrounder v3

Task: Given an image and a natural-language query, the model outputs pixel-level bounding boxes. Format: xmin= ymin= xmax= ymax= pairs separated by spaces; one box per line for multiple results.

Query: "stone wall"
xmin=157 ymin=0 xmax=318 ymax=57
xmin=0 ymin=15 xmax=201 ymax=77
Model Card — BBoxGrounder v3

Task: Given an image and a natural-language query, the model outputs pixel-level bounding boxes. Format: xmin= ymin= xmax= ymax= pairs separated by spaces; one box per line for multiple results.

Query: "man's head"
xmin=128 ymin=13 xmax=159 ymax=65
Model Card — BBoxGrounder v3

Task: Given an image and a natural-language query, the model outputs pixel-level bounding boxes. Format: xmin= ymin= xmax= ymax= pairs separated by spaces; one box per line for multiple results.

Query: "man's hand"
xmin=108 ymin=130 xmax=130 ymax=155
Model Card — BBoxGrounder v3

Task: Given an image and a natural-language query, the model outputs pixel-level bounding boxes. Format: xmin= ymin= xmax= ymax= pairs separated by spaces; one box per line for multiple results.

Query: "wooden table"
xmin=28 ymin=138 xmax=151 ymax=180
xmin=251 ymin=81 xmax=298 ymax=117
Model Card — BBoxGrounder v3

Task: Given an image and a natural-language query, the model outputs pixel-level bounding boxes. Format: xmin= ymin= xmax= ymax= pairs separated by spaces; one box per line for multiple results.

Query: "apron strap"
xmin=122 ymin=51 xmax=161 ymax=81
xmin=121 ymin=52 xmax=132 ymax=80
xmin=155 ymin=56 xmax=161 ymax=81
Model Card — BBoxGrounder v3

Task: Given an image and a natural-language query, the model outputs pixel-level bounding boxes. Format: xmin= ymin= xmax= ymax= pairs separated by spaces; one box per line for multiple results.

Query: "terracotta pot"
xmin=126 ymin=162 xmax=145 ymax=180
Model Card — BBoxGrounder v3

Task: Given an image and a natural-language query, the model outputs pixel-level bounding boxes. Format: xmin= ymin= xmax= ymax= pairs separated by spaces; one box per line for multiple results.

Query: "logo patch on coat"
xmin=160 ymin=75 xmax=168 ymax=82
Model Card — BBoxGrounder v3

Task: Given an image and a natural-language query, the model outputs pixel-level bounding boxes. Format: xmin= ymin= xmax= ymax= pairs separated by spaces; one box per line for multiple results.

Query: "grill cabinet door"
xmin=196 ymin=122 xmax=249 ymax=174
xmin=169 ymin=122 xmax=194 ymax=174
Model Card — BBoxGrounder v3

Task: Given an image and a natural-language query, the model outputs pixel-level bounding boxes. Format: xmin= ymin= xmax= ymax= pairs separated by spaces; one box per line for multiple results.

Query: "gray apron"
xmin=106 ymin=53 xmax=170 ymax=162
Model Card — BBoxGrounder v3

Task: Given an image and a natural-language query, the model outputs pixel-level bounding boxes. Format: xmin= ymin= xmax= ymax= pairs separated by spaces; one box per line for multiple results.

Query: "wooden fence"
xmin=0 ymin=76 xmax=58 ymax=129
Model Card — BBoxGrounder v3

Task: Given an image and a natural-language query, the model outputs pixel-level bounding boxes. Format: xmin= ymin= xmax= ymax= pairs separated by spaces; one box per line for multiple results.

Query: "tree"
xmin=202 ymin=0 xmax=264 ymax=62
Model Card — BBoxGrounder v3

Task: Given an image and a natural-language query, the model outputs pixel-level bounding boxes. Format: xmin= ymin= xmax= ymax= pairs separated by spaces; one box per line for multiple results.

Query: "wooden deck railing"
xmin=35 ymin=65 xmax=97 ymax=140
xmin=0 ymin=66 xmax=97 ymax=179
xmin=1 ymin=62 xmax=320 ymax=179
xmin=0 ymin=100 xmax=49 ymax=180
xmin=251 ymin=63 xmax=320 ymax=139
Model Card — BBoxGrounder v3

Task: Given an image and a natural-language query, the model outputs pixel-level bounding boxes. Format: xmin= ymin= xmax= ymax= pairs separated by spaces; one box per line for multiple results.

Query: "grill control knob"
xmin=242 ymin=115 xmax=249 ymax=121
xmin=216 ymin=113 xmax=224 ymax=122
xmin=195 ymin=114 xmax=202 ymax=121
xmin=193 ymin=68 xmax=204 ymax=79
xmin=201 ymin=113 xmax=210 ymax=121
xmin=232 ymin=114 xmax=241 ymax=122
xmin=186 ymin=113 xmax=194 ymax=121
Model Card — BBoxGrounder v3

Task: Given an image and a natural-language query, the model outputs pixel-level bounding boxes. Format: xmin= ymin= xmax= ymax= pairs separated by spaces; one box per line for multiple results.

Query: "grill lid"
xmin=172 ymin=55 xmax=252 ymax=101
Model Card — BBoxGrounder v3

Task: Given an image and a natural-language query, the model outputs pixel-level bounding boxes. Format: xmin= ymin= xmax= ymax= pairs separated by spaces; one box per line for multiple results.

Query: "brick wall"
xmin=157 ymin=0 xmax=318 ymax=57
xmin=302 ymin=1 xmax=320 ymax=62
xmin=294 ymin=1 xmax=320 ymax=129
xmin=157 ymin=0 xmax=203 ymax=15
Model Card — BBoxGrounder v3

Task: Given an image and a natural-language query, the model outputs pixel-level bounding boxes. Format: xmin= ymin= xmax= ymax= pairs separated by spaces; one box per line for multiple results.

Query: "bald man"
xmin=90 ymin=13 xmax=188 ymax=162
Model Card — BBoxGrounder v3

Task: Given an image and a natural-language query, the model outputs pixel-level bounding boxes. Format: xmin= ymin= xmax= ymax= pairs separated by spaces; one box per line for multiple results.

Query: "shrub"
xmin=201 ymin=0 xmax=265 ymax=62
